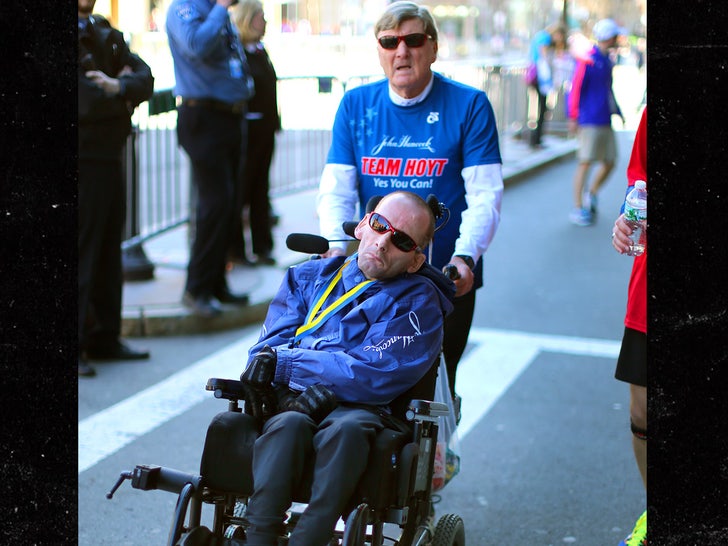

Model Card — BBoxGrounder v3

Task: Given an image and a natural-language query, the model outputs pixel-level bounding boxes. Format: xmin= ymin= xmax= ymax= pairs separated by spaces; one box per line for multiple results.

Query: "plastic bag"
xmin=524 ymin=62 xmax=538 ymax=86
xmin=431 ymin=355 xmax=461 ymax=492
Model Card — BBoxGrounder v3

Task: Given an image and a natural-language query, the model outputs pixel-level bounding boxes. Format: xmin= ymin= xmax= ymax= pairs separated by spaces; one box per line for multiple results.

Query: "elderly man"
xmin=316 ymin=1 xmax=503 ymax=403
xmin=240 ymin=191 xmax=454 ymax=546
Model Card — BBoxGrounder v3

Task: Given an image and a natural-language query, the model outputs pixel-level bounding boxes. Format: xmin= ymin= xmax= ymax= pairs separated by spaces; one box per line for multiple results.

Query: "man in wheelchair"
xmin=239 ymin=191 xmax=455 ymax=545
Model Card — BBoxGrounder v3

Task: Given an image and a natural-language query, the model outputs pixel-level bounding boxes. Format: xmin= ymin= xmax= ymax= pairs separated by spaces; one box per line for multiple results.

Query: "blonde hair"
xmin=231 ymin=0 xmax=264 ymax=43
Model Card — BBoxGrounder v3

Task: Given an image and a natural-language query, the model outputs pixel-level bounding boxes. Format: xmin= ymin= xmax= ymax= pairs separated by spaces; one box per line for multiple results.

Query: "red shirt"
xmin=625 ymin=108 xmax=647 ymax=333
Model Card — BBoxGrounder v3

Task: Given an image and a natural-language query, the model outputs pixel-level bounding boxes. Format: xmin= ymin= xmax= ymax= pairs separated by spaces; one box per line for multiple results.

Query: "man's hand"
xmin=446 ymin=256 xmax=474 ymax=297
xmin=240 ymin=345 xmax=278 ymax=421
xmin=241 ymin=345 xmax=277 ymax=386
xmin=284 ymin=384 xmax=338 ymax=424
xmin=612 ymin=214 xmax=634 ymax=255
xmin=117 ymin=65 xmax=133 ymax=78
xmin=85 ymin=70 xmax=122 ymax=97
xmin=243 ymin=384 xmax=278 ymax=421
xmin=321 ymin=247 xmax=347 ymax=259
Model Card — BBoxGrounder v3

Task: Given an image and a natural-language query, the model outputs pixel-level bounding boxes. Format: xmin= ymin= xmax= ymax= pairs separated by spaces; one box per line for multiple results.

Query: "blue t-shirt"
xmin=326 ymin=73 xmax=501 ymax=271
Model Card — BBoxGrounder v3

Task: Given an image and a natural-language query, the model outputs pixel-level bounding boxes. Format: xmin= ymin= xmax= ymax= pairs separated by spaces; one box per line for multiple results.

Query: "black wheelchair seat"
xmin=199 ymin=411 xmax=257 ymax=495
xmin=199 ymin=406 xmax=416 ymax=511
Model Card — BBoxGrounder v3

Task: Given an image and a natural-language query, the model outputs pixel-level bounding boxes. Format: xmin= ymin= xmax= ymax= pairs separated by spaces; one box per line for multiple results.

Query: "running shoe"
xmin=618 ymin=510 xmax=646 ymax=546
xmin=569 ymin=207 xmax=593 ymax=226
xmin=586 ymin=192 xmax=598 ymax=215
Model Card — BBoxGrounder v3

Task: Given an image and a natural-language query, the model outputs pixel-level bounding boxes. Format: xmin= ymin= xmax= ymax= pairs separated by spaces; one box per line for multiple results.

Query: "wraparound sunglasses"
xmin=368 ymin=212 xmax=421 ymax=253
xmin=377 ymin=33 xmax=432 ymax=50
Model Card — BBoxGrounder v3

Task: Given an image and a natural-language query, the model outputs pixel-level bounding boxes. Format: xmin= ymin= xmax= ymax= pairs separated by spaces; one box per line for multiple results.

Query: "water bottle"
xmin=623 ymin=180 xmax=647 ymax=256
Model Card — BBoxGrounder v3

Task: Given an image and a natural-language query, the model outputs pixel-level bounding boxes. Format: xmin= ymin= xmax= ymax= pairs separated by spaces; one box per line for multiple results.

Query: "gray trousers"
xmin=244 ymin=406 xmax=384 ymax=546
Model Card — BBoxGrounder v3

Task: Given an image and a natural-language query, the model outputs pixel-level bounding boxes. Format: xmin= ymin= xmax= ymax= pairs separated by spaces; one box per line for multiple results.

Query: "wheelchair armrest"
xmin=405 ymin=399 xmax=450 ymax=423
xmin=206 ymin=378 xmax=247 ymax=401
xmin=107 ymin=464 xmax=202 ymax=498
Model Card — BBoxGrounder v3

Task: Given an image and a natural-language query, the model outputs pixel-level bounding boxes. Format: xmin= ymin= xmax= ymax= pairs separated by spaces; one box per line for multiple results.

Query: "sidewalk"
xmin=121 ymin=134 xmax=577 ymax=338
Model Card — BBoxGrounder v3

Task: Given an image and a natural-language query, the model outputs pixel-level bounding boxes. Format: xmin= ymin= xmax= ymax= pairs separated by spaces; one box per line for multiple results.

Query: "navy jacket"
xmin=78 ymin=15 xmax=154 ymax=159
xmin=247 ymin=256 xmax=455 ymax=407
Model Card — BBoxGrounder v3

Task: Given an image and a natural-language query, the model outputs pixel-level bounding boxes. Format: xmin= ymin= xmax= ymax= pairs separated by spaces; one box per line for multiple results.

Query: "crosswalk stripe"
xmin=78 ymin=328 xmax=620 ymax=474
xmin=78 ymin=332 xmax=258 ymax=474
xmin=456 ymin=328 xmax=621 ymax=439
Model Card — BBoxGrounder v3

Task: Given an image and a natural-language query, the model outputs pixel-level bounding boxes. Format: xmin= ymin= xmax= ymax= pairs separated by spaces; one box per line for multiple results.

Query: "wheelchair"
xmin=107 ymin=354 xmax=463 ymax=546
xmin=107 ymin=196 xmax=465 ymax=545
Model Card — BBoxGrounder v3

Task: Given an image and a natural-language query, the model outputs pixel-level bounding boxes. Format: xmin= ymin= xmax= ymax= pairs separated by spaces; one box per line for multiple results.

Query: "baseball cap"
xmin=593 ymin=18 xmax=627 ymax=41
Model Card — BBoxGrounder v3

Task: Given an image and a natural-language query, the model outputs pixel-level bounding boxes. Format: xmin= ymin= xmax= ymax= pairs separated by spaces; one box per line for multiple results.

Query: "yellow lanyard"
xmin=293 ymin=257 xmax=375 ymax=344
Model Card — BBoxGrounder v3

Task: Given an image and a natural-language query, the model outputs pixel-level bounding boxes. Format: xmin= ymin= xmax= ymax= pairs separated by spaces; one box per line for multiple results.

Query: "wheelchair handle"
xmin=442 ymin=264 xmax=461 ymax=281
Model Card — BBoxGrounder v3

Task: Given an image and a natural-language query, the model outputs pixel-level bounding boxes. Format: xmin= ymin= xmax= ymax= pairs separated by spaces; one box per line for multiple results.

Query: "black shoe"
xmin=214 ymin=289 xmax=250 ymax=305
xmin=255 ymin=253 xmax=276 ymax=266
xmin=85 ymin=341 xmax=150 ymax=361
xmin=228 ymin=253 xmax=256 ymax=267
xmin=78 ymin=358 xmax=96 ymax=377
xmin=183 ymin=292 xmax=223 ymax=317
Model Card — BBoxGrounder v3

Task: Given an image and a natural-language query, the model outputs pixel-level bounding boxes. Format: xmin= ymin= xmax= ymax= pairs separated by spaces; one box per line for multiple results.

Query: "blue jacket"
xmin=247 ymin=256 xmax=455 ymax=406
xmin=568 ymin=45 xmax=621 ymax=126
xmin=166 ymin=0 xmax=253 ymax=102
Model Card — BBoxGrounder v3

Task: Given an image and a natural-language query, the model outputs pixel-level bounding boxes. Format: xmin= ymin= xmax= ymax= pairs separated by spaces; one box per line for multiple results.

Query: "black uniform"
xmin=229 ymin=42 xmax=281 ymax=263
xmin=78 ymin=15 xmax=153 ymax=355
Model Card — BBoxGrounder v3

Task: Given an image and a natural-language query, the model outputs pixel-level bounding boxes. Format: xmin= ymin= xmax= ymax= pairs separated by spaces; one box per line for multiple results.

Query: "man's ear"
xmin=353 ymin=213 xmax=369 ymax=240
xmin=406 ymin=251 xmax=427 ymax=274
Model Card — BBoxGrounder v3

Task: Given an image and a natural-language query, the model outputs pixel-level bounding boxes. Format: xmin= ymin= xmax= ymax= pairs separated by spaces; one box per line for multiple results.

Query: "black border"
xmin=1 ymin=3 xmax=78 ymax=543
xmin=648 ymin=0 xmax=728 ymax=543
xmin=5 ymin=0 xmax=728 ymax=543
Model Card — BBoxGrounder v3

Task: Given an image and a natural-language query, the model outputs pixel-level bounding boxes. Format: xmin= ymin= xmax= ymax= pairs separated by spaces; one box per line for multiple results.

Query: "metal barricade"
xmin=122 ymin=62 xmax=535 ymax=279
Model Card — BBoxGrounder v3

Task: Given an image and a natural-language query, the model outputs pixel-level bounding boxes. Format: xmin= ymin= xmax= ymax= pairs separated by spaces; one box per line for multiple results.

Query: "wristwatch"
xmin=454 ymin=255 xmax=475 ymax=270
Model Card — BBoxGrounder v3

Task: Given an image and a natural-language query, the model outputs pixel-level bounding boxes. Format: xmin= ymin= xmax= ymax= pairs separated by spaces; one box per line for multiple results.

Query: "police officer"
xmin=167 ymin=0 xmax=255 ymax=317
xmin=78 ymin=0 xmax=154 ymax=377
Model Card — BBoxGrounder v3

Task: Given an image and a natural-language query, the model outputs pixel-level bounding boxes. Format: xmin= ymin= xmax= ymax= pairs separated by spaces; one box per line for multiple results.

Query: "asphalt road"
xmin=79 ymin=129 xmax=643 ymax=546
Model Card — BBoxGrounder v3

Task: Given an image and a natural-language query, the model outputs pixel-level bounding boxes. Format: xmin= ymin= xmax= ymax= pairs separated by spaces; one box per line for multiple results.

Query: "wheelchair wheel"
xmin=432 ymin=514 xmax=465 ymax=546
xmin=174 ymin=525 xmax=213 ymax=546
xmin=342 ymin=503 xmax=368 ymax=546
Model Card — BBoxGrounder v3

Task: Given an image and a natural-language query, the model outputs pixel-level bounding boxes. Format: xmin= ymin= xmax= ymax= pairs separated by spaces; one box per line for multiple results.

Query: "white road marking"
xmin=456 ymin=328 xmax=621 ymax=439
xmin=78 ymin=328 xmax=621 ymax=474
xmin=78 ymin=332 xmax=259 ymax=474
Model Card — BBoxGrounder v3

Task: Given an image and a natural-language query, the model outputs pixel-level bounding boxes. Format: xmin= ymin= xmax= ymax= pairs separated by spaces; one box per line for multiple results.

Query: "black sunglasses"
xmin=368 ymin=212 xmax=421 ymax=253
xmin=377 ymin=33 xmax=431 ymax=50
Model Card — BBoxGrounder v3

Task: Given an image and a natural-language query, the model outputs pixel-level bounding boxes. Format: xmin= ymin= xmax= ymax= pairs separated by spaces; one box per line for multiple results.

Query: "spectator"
xmin=611 ymin=107 xmax=647 ymax=546
xmin=241 ymin=191 xmax=454 ymax=545
xmin=567 ymin=18 xmax=626 ymax=226
xmin=528 ymin=24 xmax=574 ymax=148
xmin=549 ymin=25 xmax=575 ymax=121
xmin=78 ymin=0 xmax=154 ymax=377
xmin=166 ymin=0 xmax=255 ymax=317
xmin=316 ymin=0 xmax=503 ymax=403
xmin=230 ymin=0 xmax=281 ymax=266
xmin=527 ymin=26 xmax=552 ymax=148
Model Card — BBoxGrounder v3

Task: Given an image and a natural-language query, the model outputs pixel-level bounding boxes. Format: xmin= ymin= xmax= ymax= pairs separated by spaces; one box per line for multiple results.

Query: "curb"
xmin=121 ymin=259 xmax=299 ymax=338
xmin=121 ymin=300 xmax=271 ymax=338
